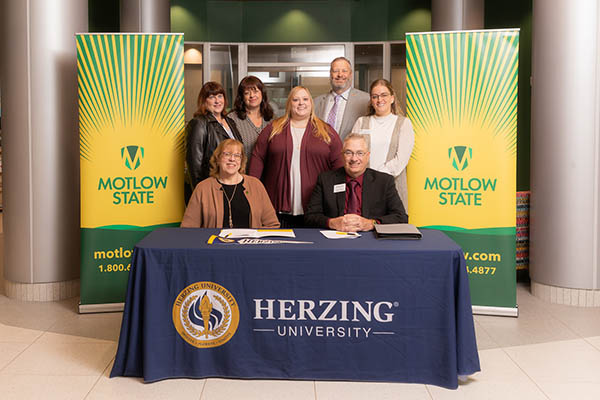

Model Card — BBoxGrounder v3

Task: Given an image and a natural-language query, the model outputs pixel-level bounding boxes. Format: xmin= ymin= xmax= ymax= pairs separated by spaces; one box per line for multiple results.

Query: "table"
xmin=110 ymin=228 xmax=480 ymax=389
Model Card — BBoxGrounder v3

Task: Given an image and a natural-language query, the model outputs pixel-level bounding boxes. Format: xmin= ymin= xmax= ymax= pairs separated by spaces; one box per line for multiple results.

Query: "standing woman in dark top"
xmin=228 ymin=76 xmax=274 ymax=158
xmin=249 ymin=86 xmax=344 ymax=227
xmin=186 ymin=81 xmax=242 ymax=195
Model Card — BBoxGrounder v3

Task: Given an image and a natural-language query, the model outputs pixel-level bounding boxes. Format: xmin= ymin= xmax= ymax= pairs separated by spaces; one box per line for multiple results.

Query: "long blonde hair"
xmin=269 ymin=86 xmax=332 ymax=144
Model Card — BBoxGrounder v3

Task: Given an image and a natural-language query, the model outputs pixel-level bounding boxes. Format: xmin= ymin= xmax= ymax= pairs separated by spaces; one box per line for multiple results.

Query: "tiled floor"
xmin=1 ymin=225 xmax=600 ymax=398
xmin=1 ymin=286 xmax=599 ymax=400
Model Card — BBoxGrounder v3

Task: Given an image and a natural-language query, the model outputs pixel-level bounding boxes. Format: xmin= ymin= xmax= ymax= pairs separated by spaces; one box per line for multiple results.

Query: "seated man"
xmin=305 ymin=133 xmax=408 ymax=232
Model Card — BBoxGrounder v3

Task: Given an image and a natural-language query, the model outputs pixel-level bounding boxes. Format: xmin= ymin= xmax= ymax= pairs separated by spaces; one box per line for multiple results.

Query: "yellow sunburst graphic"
xmin=77 ymin=34 xmax=185 ymax=228
xmin=406 ymin=30 xmax=518 ymax=229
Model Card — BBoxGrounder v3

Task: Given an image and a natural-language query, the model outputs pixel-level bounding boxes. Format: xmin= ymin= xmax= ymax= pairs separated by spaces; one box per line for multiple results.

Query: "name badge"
xmin=333 ymin=183 xmax=346 ymax=193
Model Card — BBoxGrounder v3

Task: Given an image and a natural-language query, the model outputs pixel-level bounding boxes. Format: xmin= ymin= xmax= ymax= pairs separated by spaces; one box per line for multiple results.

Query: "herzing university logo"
xmin=121 ymin=146 xmax=144 ymax=170
xmin=448 ymin=146 xmax=472 ymax=171
xmin=172 ymin=282 xmax=240 ymax=348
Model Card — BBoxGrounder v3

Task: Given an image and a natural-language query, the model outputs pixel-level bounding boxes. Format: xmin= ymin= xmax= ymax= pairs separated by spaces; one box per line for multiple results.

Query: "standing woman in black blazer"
xmin=186 ymin=81 xmax=243 ymax=195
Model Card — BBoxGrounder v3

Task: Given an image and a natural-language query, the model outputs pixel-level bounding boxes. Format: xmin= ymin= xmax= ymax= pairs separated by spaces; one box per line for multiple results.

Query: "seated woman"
xmin=181 ymin=139 xmax=280 ymax=228
xmin=351 ymin=79 xmax=414 ymax=208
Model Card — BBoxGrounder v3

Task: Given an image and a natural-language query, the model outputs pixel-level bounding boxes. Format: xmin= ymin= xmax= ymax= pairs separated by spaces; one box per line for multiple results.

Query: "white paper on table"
xmin=320 ymin=230 xmax=361 ymax=239
xmin=219 ymin=229 xmax=296 ymax=239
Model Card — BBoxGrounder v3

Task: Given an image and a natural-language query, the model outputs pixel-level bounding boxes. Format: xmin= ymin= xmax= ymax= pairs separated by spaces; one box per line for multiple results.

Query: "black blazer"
xmin=304 ymin=167 xmax=408 ymax=228
xmin=186 ymin=113 xmax=243 ymax=189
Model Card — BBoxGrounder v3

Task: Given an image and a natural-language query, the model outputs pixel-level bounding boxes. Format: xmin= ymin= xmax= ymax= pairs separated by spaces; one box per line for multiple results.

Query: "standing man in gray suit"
xmin=314 ymin=57 xmax=371 ymax=140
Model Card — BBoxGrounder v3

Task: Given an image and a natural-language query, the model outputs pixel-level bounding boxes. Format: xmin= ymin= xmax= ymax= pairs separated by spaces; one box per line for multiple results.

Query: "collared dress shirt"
xmin=323 ymin=87 xmax=351 ymax=133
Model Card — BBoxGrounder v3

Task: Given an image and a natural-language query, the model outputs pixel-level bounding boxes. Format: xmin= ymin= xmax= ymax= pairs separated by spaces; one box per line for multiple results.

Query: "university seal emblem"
xmin=172 ymin=281 xmax=240 ymax=348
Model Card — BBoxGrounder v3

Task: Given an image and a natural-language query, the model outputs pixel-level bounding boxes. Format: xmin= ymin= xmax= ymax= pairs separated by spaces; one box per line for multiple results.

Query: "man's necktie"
xmin=326 ymin=94 xmax=340 ymax=128
xmin=346 ymin=179 xmax=361 ymax=215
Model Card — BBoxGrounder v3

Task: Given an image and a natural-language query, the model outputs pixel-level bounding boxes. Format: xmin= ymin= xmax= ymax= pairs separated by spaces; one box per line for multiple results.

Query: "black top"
xmin=220 ymin=179 xmax=251 ymax=228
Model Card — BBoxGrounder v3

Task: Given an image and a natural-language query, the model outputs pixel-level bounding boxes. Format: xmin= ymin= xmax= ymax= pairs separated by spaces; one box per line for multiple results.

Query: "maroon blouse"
xmin=249 ymin=120 xmax=344 ymax=214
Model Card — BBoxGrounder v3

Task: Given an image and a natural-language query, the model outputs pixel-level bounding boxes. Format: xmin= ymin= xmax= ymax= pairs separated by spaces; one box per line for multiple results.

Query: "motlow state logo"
xmin=253 ymin=298 xmax=398 ymax=339
xmin=423 ymin=145 xmax=497 ymax=206
xmin=449 ymin=146 xmax=472 ymax=171
xmin=122 ymin=145 xmax=144 ymax=170
xmin=97 ymin=146 xmax=168 ymax=205
xmin=173 ymin=282 xmax=240 ymax=348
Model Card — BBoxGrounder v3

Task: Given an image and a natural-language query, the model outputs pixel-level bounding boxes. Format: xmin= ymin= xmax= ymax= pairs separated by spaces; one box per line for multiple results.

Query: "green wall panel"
xmin=207 ymin=2 xmax=244 ymax=41
xmin=243 ymin=2 xmax=351 ymax=43
xmin=172 ymin=1 xmax=208 ymax=41
xmin=350 ymin=0 xmax=389 ymax=42
xmin=171 ymin=0 xmax=430 ymax=42
xmin=388 ymin=0 xmax=431 ymax=39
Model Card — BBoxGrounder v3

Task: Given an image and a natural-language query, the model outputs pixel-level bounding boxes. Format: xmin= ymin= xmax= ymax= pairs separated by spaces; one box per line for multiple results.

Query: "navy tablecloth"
xmin=110 ymin=228 xmax=480 ymax=388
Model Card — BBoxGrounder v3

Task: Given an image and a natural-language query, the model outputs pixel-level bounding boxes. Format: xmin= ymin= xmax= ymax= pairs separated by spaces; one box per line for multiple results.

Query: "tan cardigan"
xmin=180 ymin=175 xmax=280 ymax=228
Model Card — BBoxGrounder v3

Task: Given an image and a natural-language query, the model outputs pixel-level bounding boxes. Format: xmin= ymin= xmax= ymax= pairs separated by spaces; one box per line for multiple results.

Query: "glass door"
xmin=247 ymin=44 xmax=344 ymax=117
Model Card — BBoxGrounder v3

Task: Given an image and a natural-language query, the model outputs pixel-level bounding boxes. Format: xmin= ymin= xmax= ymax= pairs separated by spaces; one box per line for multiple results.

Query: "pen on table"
xmin=336 ymin=232 xmax=357 ymax=236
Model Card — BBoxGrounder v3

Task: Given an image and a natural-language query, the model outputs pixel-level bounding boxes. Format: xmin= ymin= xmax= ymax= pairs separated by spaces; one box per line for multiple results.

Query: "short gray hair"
xmin=330 ymin=56 xmax=352 ymax=70
xmin=344 ymin=133 xmax=370 ymax=151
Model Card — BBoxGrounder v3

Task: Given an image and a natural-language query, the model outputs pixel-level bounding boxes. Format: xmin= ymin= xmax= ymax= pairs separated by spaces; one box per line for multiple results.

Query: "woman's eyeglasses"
xmin=221 ymin=152 xmax=242 ymax=160
xmin=371 ymin=93 xmax=391 ymax=100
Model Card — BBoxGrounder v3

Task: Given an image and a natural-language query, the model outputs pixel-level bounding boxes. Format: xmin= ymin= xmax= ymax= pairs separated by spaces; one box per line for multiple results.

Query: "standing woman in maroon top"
xmin=249 ymin=86 xmax=344 ymax=227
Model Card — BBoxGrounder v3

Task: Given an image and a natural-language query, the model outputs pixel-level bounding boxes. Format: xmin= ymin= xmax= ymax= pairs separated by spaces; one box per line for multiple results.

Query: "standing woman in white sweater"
xmin=351 ymin=79 xmax=414 ymax=209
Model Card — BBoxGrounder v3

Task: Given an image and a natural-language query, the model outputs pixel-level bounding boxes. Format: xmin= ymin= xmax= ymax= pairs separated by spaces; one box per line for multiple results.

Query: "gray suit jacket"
xmin=314 ymin=87 xmax=370 ymax=140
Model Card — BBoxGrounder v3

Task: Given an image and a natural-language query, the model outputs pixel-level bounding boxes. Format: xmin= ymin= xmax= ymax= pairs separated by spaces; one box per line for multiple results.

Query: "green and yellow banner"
xmin=407 ymin=30 xmax=518 ymax=312
xmin=77 ymin=34 xmax=185 ymax=310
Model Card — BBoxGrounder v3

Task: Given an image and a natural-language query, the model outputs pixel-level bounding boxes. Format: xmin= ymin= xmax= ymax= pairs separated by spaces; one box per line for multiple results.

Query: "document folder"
xmin=374 ymin=223 xmax=422 ymax=239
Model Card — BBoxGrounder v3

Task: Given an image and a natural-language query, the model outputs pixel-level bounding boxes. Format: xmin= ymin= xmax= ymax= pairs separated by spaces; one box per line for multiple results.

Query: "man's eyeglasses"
xmin=371 ymin=93 xmax=390 ymax=100
xmin=221 ymin=152 xmax=242 ymax=160
xmin=343 ymin=150 xmax=367 ymax=158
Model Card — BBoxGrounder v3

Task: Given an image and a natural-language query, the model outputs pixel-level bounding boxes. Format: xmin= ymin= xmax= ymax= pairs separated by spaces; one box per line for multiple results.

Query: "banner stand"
xmin=406 ymin=29 xmax=520 ymax=314
xmin=77 ymin=33 xmax=186 ymax=312
xmin=79 ymin=303 xmax=125 ymax=314
xmin=472 ymin=305 xmax=518 ymax=317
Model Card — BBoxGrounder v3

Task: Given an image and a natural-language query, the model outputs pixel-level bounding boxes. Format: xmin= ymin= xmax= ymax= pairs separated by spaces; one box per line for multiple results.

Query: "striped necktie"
xmin=326 ymin=94 xmax=340 ymax=128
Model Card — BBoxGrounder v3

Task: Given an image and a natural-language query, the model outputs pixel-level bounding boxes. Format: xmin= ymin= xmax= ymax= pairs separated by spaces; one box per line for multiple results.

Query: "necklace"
xmin=221 ymin=182 xmax=238 ymax=228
